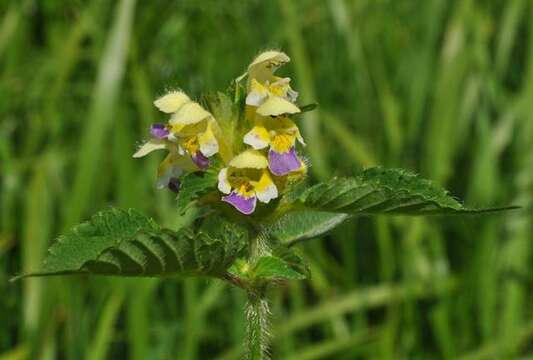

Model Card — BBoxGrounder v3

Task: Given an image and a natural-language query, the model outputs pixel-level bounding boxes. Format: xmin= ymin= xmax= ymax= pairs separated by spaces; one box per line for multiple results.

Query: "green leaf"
xmin=13 ymin=208 xmax=247 ymax=280
xmin=298 ymin=103 xmax=318 ymax=113
xmin=269 ymin=211 xmax=349 ymax=246
xmin=229 ymin=246 xmax=309 ymax=283
xmin=271 ymin=244 xmax=310 ymax=279
xmin=299 ymin=167 xmax=518 ymax=215
xmin=251 ymin=256 xmax=307 ymax=281
xmin=175 ymin=171 xmax=217 ymax=213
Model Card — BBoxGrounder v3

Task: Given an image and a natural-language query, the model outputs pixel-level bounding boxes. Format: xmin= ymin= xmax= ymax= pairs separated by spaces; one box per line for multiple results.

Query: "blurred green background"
xmin=1 ymin=0 xmax=532 ymax=359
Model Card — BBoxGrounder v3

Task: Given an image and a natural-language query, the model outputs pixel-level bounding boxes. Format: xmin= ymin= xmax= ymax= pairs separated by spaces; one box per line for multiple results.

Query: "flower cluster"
xmin=133 ymin=92 xmax=220 ymax=189
xmin=134 ymin=51 xmax=307 ymax=215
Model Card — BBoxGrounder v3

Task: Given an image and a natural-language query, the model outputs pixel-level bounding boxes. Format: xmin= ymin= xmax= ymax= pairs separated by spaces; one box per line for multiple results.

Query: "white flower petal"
xmin=156 ymin=155 xmax=184 ymax=188
xmin=246 ymin=91 xmax=267 ymax=107
xmin=243 ymin=126 xmax=270 ymax=150
xmin=217 ymin=168 xmax=231 ymax=194
xmin=287 ymin=87 xmax=299 ymax=102
xmin=246 ymin=79 xmax=269 ymax=106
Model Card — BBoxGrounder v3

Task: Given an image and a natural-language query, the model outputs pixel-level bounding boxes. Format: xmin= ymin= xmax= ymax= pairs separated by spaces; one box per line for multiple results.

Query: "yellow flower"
xmin=246 ymin=78 xmax=300 ymax=116
xmin=134 ymin=91 xmax=220 ymax=170
xmin=244 ymin=50 xmax=300 ymax=117
xmin=156 ymin=152 xmax=196 ymax=191
xmin=168 ymin=101 xmax=220 ymax=168
xmin=243 ymin=115 xmax=305 ymax=176
xmin=218 ymin=150 xmax=278 ymax=214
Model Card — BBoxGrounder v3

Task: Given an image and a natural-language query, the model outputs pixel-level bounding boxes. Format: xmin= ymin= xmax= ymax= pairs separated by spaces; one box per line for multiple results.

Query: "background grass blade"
xmin=64 ymin=0 xmax=137 ymax=227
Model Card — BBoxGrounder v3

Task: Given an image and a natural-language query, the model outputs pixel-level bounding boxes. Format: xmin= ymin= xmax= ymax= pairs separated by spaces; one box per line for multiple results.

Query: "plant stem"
xmin=245 ymin=233 xmax=271 ymax=359
xmin=246 ymin=294 xmax=270 ymax=360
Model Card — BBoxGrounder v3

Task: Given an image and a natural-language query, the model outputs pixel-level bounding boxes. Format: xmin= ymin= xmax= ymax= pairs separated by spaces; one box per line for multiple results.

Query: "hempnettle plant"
xmin=15 ymin=51 xmax=516 ymax=359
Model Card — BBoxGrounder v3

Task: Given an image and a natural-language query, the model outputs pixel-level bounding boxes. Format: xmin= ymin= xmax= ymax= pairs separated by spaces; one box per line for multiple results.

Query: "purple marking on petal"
xmin=150 ymin=123 xmax=170 ymax=139
xmin=192 ymin=152 xmax=209 ymax=169
xmin=222 ymin=192 xmax=257 ymax=215
xmin=268 ymin=147 xmax=301 ymax=176
xmin=167 ymin=178 xmax=180 ymax=193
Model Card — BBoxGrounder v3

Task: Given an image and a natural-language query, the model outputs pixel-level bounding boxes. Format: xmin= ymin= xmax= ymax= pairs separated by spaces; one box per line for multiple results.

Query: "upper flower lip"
xmin=170 ymin=102 xmax=213 ymax=126
xmin=248 ymin=51 xmax=291 ymax=84
xmin=153 ymin=90 xmax=191 ymax=113
xmin=248 ymin=51 xmax=290 ymax=71
xmin=256 ymin=96 xmax=300 ymax=117
xmin=228 ymin=149 xmax=269 ymax=169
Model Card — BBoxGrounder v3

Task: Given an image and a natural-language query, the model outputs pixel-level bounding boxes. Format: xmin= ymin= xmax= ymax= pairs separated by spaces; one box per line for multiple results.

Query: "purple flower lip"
xmin=167 ymin=178 xmax=180 ymax=193
xmin=150 ymin=123 xmax=170 ymax=139
xmin=192 ymin=152 xmax=209 ymax=169
xmin=268 ymin=147 xmax=301 ymax=176
xmin=222 ymin=192 xmax=257 ymax=215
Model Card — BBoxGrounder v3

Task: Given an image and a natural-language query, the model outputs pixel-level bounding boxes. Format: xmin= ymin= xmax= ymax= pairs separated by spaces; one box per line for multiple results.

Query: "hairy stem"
xmin=245 ymin=233 xmax=272 ymax=359
xmin=246 ymin=294 xmax=271 ymax=360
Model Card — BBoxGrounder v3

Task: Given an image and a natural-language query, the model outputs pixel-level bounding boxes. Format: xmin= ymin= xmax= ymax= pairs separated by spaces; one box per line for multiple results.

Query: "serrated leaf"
xmin=175 ymin=171 xmax=217 ymax=213
xmin=251 ymin=256 xmax=306 ymax=281
xmin=299 ymin=167 xmax=518 ymax=215
xmin=13 ymin=208 xmax=247 ymax=280
xmin=269 ymin=211 xmax=349 ymax=246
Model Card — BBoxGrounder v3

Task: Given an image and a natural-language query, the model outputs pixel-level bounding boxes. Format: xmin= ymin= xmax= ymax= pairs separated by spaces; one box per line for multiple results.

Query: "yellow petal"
xmin=243 ymin=125 xmax=270 ymax=150
xmin=229 ymin=149 xmax=268 ymax=169
xmin=268 ymin=77 xmax=291 ymax=97
xmin=253 ymin=170 xmax=278 ymax=204
xmin=270 ymin=133 xmax=296 ymax=153
xmin=198 ymin=120 xmax=219 ymax=157
xmin=273 ymin=115 xmax=297 ymax=130
xmin=273 ymin=116 xmax=305 ymax=146
xmin=257 ymin=96 xmax=301 ymax=117
xmin=133 ymin=139 xmax=167 ymax=158
xmin=154 ymin=91 xmax=190 ymax=113
xmin=170 ymin=102 xmax=212 ymax=126
xmin=246 ymin=79 xmax=269 ymax=106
